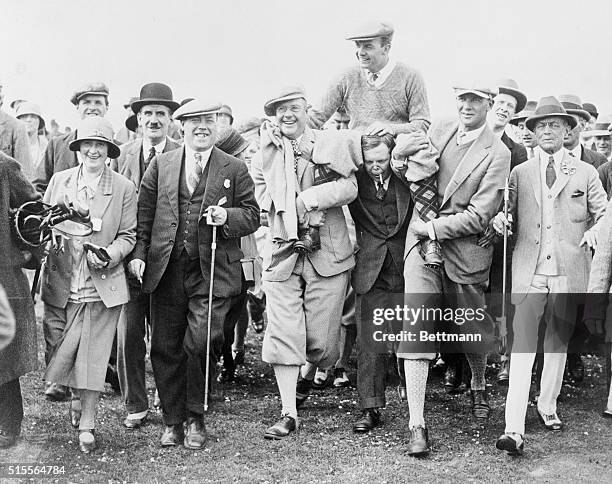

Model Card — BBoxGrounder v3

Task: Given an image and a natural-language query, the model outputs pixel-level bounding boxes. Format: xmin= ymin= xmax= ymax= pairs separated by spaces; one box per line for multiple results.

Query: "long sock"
xmin=78 ymin=389 xmax=99 ymax=431
xmin=404 ymin=359 xmax=429 ymax=428
xmin=608 ymin=350 xmax=612 ymax=411
xmin=466 ymin=353 xmax=487 ymax=391
xmin=273 ymin=364 xmax=299 ymax=420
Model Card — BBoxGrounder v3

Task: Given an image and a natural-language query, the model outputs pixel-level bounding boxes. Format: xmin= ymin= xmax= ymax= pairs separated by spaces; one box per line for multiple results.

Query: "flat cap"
xmin=70 ymin=82 xmax=109 ymax=106
xmin=236 ymin=117 xmax=264 ymax=136
xmin=346 ymin=21 xmax=394 ymax=41
xmin=215 ymin=127 xmax=249 ymax=157
xmin=263 ymin=86 xmax=307 ymax=117
xmin=173 ymin=99 xmax=222 ymax=120
xmin=454 ymin=81 xmax=497 ymax=99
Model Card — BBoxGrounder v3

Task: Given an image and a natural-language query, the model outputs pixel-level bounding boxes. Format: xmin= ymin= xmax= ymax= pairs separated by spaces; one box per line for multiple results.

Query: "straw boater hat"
xmin=582 ymin=115 xmax=612 ymax=137
xmin=495 ymin=78 xmax=527 ymax=113
xmin=345 ymin=20 xmax=394 ymax=41
xmin=525 ymin=96 xmax=578 ymax=132
xmin=509 ymin=100 xmax=537 ymax=126
xmin=263 ymin=86 xmax=308 ymax=117
xmin=15 ymin=101 xmax=45 ymax=130
xmin=172 ymin=99 xmax=223 ymax=121
xmin=70 ymin=82 xmax=109 ymax=106
xmin=68 ymin=117 xmax=121 ymax=159
xmin=130 ymin=83 xmax=179 ymax=114
xmin=557 ymin=94 xmax=590 ymax=122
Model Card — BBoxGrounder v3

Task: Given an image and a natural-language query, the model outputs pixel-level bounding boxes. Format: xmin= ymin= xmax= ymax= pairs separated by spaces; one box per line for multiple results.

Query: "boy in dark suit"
xmin=349 ymin=134 xmax=413 ymax=433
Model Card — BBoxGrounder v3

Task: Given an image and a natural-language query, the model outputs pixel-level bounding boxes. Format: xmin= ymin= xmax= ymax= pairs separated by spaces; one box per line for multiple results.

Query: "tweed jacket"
xmin=0 ymin=110 xmax=33 ymax=179
xmin=33 ymin=130 xmax=78 ymax=193
xmin=111 ymin=136 xmax=181 ymax=190
xmin=508 ymin=153 xmax=607 ymax=303
xmin=132 ymin=146 xmax=260 ymax=297
xmin=404 ymin=119 xmax=511 ymax=285
xmin=41 ymin=165 xmax=137 ymax=308
xmin=251 ymin=127 xmax=358 ymax=282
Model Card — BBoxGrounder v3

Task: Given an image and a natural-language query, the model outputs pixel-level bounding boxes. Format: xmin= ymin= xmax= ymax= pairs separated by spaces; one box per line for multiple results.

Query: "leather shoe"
xmin=217 ymin=367 xmax=235 ymax=383
xmin=602 ymin=408 xmax=612 ymax=418
xmin=264 ymin=415 xmax=297 ymax=440
xmin=70 ymin=407 xmax=81 ymax=429
xmin=333 ymin=368 xmax=350 ymax=388
xmin=294 ymin=227 xmax=321 ymax=254
xmin=443 ymin=364 xmax=460 ymax=393
xmin=497 ymin=357 xmax=510 ymax=386
xmin=537 ymin=408 xmax=563 ymax=431
xmin=44 ymin=382 xmax=69 ymax=401
xmin=406 ymin=425 xmax=430 ymax=456
xmin=496 ymin=433 xmax=524 ymax=456
xmin=419 ymin=239 xmax=443 ymax=269
xmin=471 ymin=390 xmax=490 ymax=419
xmin=567 ymin=354 xmax=585 ymax=383
xmin=123 ymin=413 xmax=148 ymax=430
xmin=352 ymin=409 xmax=381 ymax=433
xmin=0 ymin=429 xmax=17 ymax=449
xmin=160 ymin=424 xmax=184 ymax=447
xmin=296 ymin=377 xmax=313 ymax=408
xmin=184 ymin=417 xmax=207 ymax=450
xmin=78 ymin=430 xmax=96 ymax=454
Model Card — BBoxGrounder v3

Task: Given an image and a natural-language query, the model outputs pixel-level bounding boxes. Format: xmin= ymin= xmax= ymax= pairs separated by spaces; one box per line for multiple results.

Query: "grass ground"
xmin=2 ymin=308 xmax=612 ymax=484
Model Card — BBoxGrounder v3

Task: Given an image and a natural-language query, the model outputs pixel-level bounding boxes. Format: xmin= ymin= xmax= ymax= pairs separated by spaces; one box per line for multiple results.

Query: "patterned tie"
xmin=546 ymin=155 xmax=556 ymax=188
xmin=188 ymin=152 xmax=204 ymax=194
xmin=368 ymin=72 xmax=379 ymax=85
xmin=568 ymin=151 xmax=575 ymax=157
xmin=145 ymin=147 xmax=156 ymax=168
xmin=375 ymin=180 xmax=386 ymax=201
xmin=290 ymin=139 xmax=301 ymax=173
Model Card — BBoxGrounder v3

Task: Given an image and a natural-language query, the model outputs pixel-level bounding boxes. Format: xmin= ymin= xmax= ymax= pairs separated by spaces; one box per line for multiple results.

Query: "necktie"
xmin=368 ymin=72 xmax=379 ymax=85
xmin=457 ymin=131 xmax=466 ymax=145
xmin=290 ymin=139 xmax=301 ymax=173
xmin=375 ymin=180 xmax=386 ymax=201
xmin=188 ymin=152 xmax=204 ymax=194
xmin=145 ymin=147 xmax=156 ymax=168
xmin=546 ymin=156 xmax=556 ymax=188
xmin=568 ymin=151 xmax=575 ymax=157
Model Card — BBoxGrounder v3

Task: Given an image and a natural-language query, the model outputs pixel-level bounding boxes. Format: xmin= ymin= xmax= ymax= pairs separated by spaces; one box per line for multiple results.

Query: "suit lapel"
xmin=201 ymin=148 xmax=230 ymax=218
xmin=297 ymin=128 xmax=315 ymax=183
xmin=549 ymin=152 xmax=572 ymax=200
xmin=390 ymin=176 xmax=410 ymax=237
xmin=89 ymin=166 xmax=113 ymax=222
xmin=354 ymin=169 xmax=385 ymax=236
xmin=163 ymin=147 xmax=183 ymax=219
xmin=528 ymin=157 xmax=542 ymax=207
xmin=441 ymin=126 xmax=493 ymax=207
xmin=127 ymin=140 xmax=142 ymax=186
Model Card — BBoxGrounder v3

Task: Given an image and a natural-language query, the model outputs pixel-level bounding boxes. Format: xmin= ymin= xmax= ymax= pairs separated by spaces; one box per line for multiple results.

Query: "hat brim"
xmin=16 ymin=112 xmax=45 ymax=130
xmin=509 ymin=114 xmax=531 ymax=126
xmin=498 ymin=87 xmax=527 ymax=114
xmin=68 ymin=136 xmax=121 ymax=159
xmin=263 ymin=94 xmax=307 ymax=116
xmin=125 ymin=114 xmax=138 ymax=132
xmin=525 ymin=113 xmax=577 ymax=132
xmin=582 ymin=129 xmax=611 ymax=137
xmin=454 ymin=88 xmax=494 ymax=99
xmin=131 ymin=99 xmax=180 ymax=115
xmin=565 ymin=108 xmax=591 ymax=122
xmin=71 ymin=91 xmax=109 ymax=106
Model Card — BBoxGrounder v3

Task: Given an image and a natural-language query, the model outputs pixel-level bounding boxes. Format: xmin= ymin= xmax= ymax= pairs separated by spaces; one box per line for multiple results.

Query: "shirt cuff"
xmin=298 ymin=191 xmax=318 ymax=212
xmin=426 ymin=221 xmax=436 ymax=240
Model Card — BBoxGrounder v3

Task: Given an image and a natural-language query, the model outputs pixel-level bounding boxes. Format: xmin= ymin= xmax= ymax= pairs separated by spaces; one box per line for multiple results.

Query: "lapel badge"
xmin=560 ymin=159 xmax=576 ymax=176
xmin=224 ymin=178 xmax=231 ymax=189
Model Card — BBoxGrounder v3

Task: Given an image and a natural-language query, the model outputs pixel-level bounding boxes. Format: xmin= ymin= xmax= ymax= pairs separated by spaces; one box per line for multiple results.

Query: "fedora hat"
xmin=558 ymin=94 xmax=590 ymax=122
xmin=68 ymin=117 xmax=121 ymax=159
xmin=525 ymin=96 xmax=577 ymax=132
xmin=173 ymin=99 xmax=222 ymax=121
xmin=131 ymin=83 xmax=179 ymax=114
xmin=582 ymin=102 xmax=598 ymax=120
xmin=263 ymin=86 xmax=308 ymax=117
xmin=509 ymin=100 xmax=537 ymax=126
xmin=496 ymin=78 xmax=527 ymax=113
xmin=15 ymin=101 xmax=45 ymax=130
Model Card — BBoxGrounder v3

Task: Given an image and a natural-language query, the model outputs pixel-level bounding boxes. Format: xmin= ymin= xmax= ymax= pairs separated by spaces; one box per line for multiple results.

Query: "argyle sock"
xmin=78 ymin=389 xmax=99 ymax=431
xmin=404 ymin=359 xmax=429 ymax=428
xmin=273 ymin=364 xmax=299 ymax=420
xmin=466 ymin=353 xmax=487 ymax=391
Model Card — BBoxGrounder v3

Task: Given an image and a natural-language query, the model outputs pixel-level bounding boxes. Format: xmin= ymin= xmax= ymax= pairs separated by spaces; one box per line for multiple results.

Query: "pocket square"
xmin=571 ymin=190 xmax=585 ymax=198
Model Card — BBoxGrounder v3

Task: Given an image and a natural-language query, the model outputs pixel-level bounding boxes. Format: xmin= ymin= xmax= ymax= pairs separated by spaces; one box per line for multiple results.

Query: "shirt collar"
xmin=185 ymin=145 xmax=213 ymax=166
xmin=76 ymin=165 xmax=103 ymax=198
xmin=457 ymin=123 xmax=486 ymax=145
xmin=365 ymin=58 xmax=396 ymax=86
xmin=538 ymin=147 xmax=565 ymax=168
xmin=143 ymin=137 xmax=167 ymax=156
xmin=568 ymin=144 xmax=581 ymax=159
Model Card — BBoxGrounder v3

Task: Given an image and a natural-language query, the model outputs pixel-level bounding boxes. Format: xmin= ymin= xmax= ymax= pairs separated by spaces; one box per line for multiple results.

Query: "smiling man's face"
xmin=488 ymin=93 xmax=517 ymax=131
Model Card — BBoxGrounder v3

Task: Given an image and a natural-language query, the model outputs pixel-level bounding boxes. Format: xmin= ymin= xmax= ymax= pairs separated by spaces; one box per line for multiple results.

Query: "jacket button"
xmin=535 ymin=240 xmax=539 ymax=244
xmin=101 ymin=274 xmax=106 ymax=280
xmin=111 ymin=286 xmax=116 ymax=291
xmin=546 ymin=255 xmax=551 ymax=260
xmin=171 ymin=222 xmax=176 ymax=227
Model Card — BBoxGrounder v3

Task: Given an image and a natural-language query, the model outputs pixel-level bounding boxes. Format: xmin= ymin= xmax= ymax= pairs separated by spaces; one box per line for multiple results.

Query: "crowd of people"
xmin=1 ymin=19 xmax=612 ymax=459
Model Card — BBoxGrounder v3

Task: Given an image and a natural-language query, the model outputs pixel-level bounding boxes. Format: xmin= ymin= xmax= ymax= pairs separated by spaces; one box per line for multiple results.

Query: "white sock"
xmin=301 ymin=362 xmax=316 ymax=380
xmin=607 ymin=351 xmax=612 ymax=410
xmin=404 ymin=359 xmax=429 ymax=428
xmin=273 ymin=364 xmax=299 ymax=420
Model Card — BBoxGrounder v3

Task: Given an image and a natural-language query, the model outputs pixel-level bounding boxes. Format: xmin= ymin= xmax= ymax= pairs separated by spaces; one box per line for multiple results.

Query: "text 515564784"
xmin=0 ymin=464 xmax=67 ymax=478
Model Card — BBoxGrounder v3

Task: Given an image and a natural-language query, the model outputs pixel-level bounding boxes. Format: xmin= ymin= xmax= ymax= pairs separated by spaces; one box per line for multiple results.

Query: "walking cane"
xmin=204 ymin=224 xmax=218 ymax=412
xmin=498 ymin=178 xmax=510 ymax=355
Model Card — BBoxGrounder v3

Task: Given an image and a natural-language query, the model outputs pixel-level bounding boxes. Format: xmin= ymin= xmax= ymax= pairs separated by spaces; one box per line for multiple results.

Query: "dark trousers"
xmin=150 ymin=251 xmax=232 ymax=425
xmin=0 ymin=378 xmax=23 ymax=435
xmin=117 ymin=278 xmax=150 ymax=414
xmin=356 ymin=252 xmax=404 ymax=410
xmin=221 ymin=277 xmax=248 ymax=371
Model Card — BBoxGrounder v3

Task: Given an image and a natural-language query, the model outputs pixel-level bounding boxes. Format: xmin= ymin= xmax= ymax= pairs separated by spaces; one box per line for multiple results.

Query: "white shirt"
xmin=538 ymin=148 xmax=565 ymax=187
xmin=567 ymin=144 xmax=581 ymax=159
xmin=142 ymin=137 xmax=167 ymax=158
xmin=184 ymin=145 xmax=212 ymax=192
xmin=457 ymin=123 xmax=487 ymax=145
xmin=372 ymin=173 xmax=391 ymax=190
xmin=365 ymin=58 xmax=397 ymax=87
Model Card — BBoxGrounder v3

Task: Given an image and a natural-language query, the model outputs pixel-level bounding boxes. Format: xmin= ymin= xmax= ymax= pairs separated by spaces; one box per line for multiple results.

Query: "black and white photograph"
xmin=1 ymin=0 xmax=612 ymax=482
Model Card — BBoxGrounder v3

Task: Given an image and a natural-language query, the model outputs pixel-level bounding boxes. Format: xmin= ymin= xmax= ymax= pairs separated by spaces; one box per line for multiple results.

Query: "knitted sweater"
xmin=309 ymin=62 xmax=430 ymax=135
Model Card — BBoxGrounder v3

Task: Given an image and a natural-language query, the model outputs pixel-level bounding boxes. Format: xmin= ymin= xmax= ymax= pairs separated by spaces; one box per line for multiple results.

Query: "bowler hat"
xmin=346 ymin=21 xmax=394 ymax=41
xmin=582 ymin=102 xmax=598 ymax=120
xmin=215 ymin=127 xmax=249 ymax=157
xmin=68 ymin=117 xmax=121 ymax=159
xmin=496 ymin=78 xmax=527 ymax=113
xmin=15 ymin=101 xmax=45 ymax=130
xmin=125 ymin=113 xmax=138 ymax=132
xmin=173 ymin=99 xmax=222 ymax=121
xmin=70 ymin=82 xmax=109 ymax=106
xmin=525 ymin=96 xmax=577 ymax=132
xmin=509 ymin=100 xmax=537 ymax=126
xmin=558 ymin=94 xmax=590 ymax=122
xmin=131 ymin=83 xmax=179 ymax=114
xmin=263 ymin=86 xmax=307 ymax=117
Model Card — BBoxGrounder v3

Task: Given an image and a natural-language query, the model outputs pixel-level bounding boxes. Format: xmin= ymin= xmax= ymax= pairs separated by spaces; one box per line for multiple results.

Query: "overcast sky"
xmin=2 ymin=0 xmax=611 ymax=131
